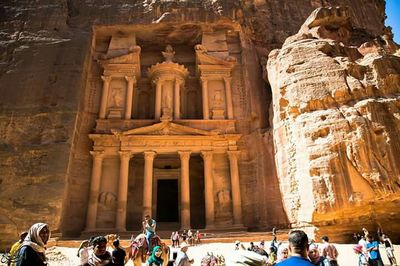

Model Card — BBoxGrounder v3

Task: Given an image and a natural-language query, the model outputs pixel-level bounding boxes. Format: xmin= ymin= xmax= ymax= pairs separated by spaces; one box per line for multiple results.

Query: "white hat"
xmin=181 ymin=243 xmax=190 ymax=249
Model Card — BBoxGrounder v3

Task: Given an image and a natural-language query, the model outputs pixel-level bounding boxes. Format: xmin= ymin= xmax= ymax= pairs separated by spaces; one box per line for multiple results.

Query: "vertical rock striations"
xmin=268 ymin=6 xmax=400 ymax=240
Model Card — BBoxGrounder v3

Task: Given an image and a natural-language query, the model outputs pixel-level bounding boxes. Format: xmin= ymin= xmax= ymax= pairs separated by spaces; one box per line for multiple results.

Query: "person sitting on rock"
xmin=16 ymin=223 xmax=50 ymax=266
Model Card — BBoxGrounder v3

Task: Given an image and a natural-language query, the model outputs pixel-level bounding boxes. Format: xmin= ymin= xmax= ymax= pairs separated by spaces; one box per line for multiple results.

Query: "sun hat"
xmin=353 ymin=244 xmax=363 ymax=252
xmin=181 ymin=242 xmax=190 ymax=249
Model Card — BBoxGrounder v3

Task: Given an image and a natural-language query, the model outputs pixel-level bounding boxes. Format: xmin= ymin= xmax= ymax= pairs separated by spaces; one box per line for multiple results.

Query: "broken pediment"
xmin=195 ymin=44 xmax=236 ymax=67
xmin=113 ymin=121 xmax=219 ymax=136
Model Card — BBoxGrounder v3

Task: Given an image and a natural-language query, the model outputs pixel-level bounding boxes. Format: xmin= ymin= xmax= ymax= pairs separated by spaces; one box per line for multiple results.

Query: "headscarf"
xmin=147 ymin=245 xmax=163 ymax=266
xmin=277 ymin=244 xmax=289 ymax=262
xmin=21 ymin=223 xmax=49 ymax=253
xmin=308 ymin=243 xmax=321 ymax=262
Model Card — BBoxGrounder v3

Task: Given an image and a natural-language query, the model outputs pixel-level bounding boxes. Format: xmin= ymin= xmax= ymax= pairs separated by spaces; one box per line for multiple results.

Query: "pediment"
xmin=195 ymin=49 xmax=236 ymax=68
xmin=113 ymin=121 xmax=219 ymax=136
xmin=101 ymin=51 xmax=140 ymax=65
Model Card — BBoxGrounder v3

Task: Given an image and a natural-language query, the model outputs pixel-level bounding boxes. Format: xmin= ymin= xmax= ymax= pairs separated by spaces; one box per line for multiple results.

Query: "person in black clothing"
xmin=112 ymin=239 xmax=126 ymax=266
xmin=16 ymin=222 xmax=50 ymax=266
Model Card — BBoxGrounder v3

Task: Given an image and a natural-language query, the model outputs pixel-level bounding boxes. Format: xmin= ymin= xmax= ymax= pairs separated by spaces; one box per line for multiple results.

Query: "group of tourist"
xmin=5 ymin=221 xmax=398 ymax=266
xmin=171 ymin=229 xmax=201 ymax=247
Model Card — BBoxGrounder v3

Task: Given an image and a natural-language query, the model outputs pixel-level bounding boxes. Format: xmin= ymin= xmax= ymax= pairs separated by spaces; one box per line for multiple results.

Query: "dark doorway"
xmin=156 ymin=179 xmax=179 ymax=222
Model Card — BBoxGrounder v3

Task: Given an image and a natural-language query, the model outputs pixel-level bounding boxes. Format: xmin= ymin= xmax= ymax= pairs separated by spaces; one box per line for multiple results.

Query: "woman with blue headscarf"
xmin=147 ymin=245 xmax=163 ymax=266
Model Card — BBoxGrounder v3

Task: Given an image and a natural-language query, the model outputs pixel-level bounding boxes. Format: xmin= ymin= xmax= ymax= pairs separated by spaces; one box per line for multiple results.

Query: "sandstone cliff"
xmin=0 ymin=0 xmax=387 ymax=248
xmin=268 ymin=6 xmax=400 ymax=241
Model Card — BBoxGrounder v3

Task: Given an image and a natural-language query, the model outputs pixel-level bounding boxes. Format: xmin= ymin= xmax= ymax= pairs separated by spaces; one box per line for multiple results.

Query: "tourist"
xmin=182 ymin=229 xmax=187 ymax=242
xmin=143 ymin=215 xmax=157 ymax=253
xmin=259 ymin=240 xmax=265 ymax=250
xmin=248 ymin=242 xmax=257 ymax=252
xmin=111 ymin=239 xmax=126 ymax=266
xmin=235 ymin=240 xmax=241 ymax=250
xmin=174 ymin=231 xmax=180 ymax=247
xmin=187 ymin=229 xmax=193 ymax=244
xmin=308 ymin=244 xmax=330 ymax=266
xmin=146 ymin=245 xmax=163 ymax=266
xmin=86 ymin=236 xmax=113 ymax=266
xmin=174 ymin=243 xmax=194 ymax=266
xmin=16 ymin=223 xmax=50 ymax=266
xmin=267 ymin=246 xmax=276 ymax=265
xmin=8 ymin=231 xmax=28 ymax=266
xmin=77 ymin=240 xmax=91 ymax=266
xmin=382 ymin=234 xmax=397 ymax=265
xmin=275 ymin=230 xmax=313 ymax=266
xmin=353 ymin=244 xmax=368 ymax=266
xmin=366 ymin=234 xmax=384 ymax=266
xmin=358 ymin=235 xmax=368 ymax=254
xmin=320 ymin=236 xmax=338 ymax=266
xmin=171 ymin=232 xmax=176 ymax=247
xmin=276 ymin=245 xmax=289 ymax=263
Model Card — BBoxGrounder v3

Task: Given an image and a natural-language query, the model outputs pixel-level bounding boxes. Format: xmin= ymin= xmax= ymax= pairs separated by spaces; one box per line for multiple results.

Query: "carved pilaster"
xmin=201 ymin=77 xmax=210 ymax=120
xmin=201 ymin=150 xmax=214 ymax=228
xmin=227 ymin=150 xmax=243 ymax=226
xmin=224 ymin=77 xmax=234 ymax=119
xmin=99 ymin=76 xmax=112 ymax=119
xmin=124 ymin=76 xmax=136 ymax=120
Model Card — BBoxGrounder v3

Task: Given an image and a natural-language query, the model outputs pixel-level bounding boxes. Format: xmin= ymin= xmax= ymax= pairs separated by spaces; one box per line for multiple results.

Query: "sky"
xmin=386 ymin=0 xmax=400 ymax=43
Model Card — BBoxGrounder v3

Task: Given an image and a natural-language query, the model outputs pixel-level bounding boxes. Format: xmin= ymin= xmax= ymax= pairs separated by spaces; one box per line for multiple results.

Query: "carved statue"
xmin=162 ymin=45 xmax=175 ymax=62
xmin=213 ymin=90 xmax=224 ymax=107
xmin=111 ymin=88 xmax=124 ymax=107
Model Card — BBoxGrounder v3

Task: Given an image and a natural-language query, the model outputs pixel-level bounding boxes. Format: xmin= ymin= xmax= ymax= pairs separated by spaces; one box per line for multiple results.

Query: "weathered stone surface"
xmin=268 ymin=6 xmax=400 ymax=241
xmin=0 ymin=0 xmax=387 ymax=249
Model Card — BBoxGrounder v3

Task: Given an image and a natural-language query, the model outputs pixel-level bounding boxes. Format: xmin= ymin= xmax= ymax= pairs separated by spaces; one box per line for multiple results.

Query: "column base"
xmin=115 ymin=228 xmax=127 ymax=233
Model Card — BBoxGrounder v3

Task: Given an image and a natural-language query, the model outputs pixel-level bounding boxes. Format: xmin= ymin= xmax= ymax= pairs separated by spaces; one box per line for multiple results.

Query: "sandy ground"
xmin=1 ymin=242 xmax=399 ymax=265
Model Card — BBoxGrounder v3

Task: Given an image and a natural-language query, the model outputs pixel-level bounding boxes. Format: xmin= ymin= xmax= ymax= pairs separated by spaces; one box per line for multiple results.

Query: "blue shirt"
xmin=276 ymin=256 xmax=314 ymax=266
xmin=366 ymin=241 xmax=380 ymax=260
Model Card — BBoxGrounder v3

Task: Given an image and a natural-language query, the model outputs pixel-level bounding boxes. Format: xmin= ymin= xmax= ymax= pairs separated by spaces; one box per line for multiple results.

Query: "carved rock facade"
xmin=0 ymin=0 xmax=389 ymax=248
xmin=268 ymin=6 xmax=400 ymax=240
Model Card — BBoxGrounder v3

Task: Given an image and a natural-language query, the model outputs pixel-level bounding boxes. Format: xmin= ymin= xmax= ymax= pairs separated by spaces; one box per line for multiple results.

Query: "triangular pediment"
xmin=101 ymin=51 xmax=140 ymax=65
xmin=113 ymin=121 xmax=219 ymax=136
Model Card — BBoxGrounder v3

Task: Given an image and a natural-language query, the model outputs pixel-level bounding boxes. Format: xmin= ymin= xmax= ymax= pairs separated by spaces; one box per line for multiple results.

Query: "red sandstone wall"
xmin=0 ymin=0 xmax=386 ymax=248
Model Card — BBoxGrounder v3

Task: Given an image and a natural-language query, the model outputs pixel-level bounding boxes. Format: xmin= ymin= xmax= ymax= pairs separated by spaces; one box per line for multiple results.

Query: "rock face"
xmin=268 ymin=6 xmax=400 ymax=241
xmin=0 ymin=0 xmax=388 ymax=249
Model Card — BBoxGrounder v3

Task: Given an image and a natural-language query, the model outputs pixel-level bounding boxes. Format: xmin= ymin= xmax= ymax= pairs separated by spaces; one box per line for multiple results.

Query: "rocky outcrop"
xmin=0 ymin=0 xmax=387 ymax=249
xmin=268 ymin=6 xmax=400 ymax=241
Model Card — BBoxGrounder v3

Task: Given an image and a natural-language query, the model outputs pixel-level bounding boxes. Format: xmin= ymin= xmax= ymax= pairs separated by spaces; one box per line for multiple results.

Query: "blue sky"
xmin=386 ymin=0 xmax=400 ymax=43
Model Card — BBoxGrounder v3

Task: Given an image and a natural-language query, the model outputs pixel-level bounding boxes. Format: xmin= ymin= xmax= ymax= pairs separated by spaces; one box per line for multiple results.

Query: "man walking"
xmin=276 ymin=230 xmax=313 ymax=266
xmin=320 ymin=236 xmax=339 ymax=266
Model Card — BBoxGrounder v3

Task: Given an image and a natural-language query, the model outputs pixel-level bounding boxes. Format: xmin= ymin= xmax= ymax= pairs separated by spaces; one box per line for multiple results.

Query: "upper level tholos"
xmin=92 ymin=23 xmax=243 ymax=134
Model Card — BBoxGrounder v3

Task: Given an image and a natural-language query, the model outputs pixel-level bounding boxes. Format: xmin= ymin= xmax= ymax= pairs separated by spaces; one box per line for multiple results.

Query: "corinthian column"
xmin=178 ymin=151 xmax=191 ymax=229
xmin=124 ymin=76 xmax=136 ymax=120
xmin=115 ymin=151 xmax=132 ymax=231
xmin=99 ymin=76 xmax=112 ymax=119
xmin=224 ymin=77 xmax=234 ymax=119
xmin=200 ymin=77 xmax=209 ymax=120
xmin=86 ymin=151 xmax=104 ymax=231
xmin=154 ymin=79 xmax=162 ymax=120
xmin=227 ymin=151 xmax=243 ymax=226
xmin=143 ymin=151 xmax=156 ymax=217
xmin=201 ymin=151 xmax=215 ymax=228
xmin=174 ymin=78 xmax=182 ymax=119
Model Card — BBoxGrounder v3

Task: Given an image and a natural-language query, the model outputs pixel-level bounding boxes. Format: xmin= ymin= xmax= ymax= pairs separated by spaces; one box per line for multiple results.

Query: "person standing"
xmin=77 ymin=240 xmax=91 ymax=266
xmin=147 ymin=245 xmax=163 ymax=266
xmin=382 ymin=234 xmax=397 ymax=265
xmin=366 ymin=234 xmax=384 ymax=266
xmin=171 ymin=232 xmax=176 ymax=248
xmin=16 ymin=223 xmax=50 ymax=266
xmin=308 ymin=244 xmax=330 ymax=266
xmin=353 ymin=244 xmax=369 ymax=266
xmin=143 ymin=215 xmax=157 ymax=253
xmin=320 ymin=236 xmax=338 ymax=266
xmin=174 ymin=243 xmax=194 ymax=266
xmin=8 ymin=231 xmax=28 ymax=266
xmin=86 ymin=236 xmax=113 ymax=266
xmin=275 ymin=230 xmax=313 ymax=266
xmin=111 ymin=239 xmax=126 ymax=266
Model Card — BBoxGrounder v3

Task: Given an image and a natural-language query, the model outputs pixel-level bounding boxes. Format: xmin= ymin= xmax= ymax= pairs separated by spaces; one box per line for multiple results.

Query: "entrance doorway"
xmin=156 ymin=179 xmax=179 ymax=222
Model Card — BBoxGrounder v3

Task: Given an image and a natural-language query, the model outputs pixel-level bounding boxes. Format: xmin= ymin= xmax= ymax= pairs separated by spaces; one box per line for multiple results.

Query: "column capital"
xmin=101 ymin=75 xmax=112 ymax=82
xmin=200 ymin=77 xmax=209 ymax=84
xmin=144 ymin=151 xmax=157 ymax=160
xmin=125 ymin=75 xmax=136 ymax=83
xmin=223 ymin=76 xmax=232 ymax=84
xmin=119 ymin=151 xmax=133 ymax=159
xmin=90 ymin=150 xmax=104 ymax=159
xmin=178 ymin=151 xmax=192 ymax=160
xmin=227 ymin=150 xmax=240 ymax=160
xmin=200 ymin=150 xmax=213 ymax=160
xmin=175 ymin=77 xmax=184 ymax=85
